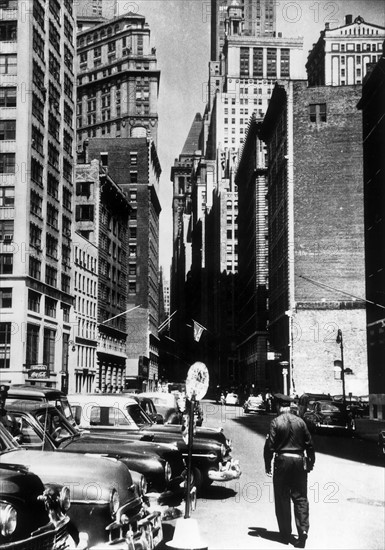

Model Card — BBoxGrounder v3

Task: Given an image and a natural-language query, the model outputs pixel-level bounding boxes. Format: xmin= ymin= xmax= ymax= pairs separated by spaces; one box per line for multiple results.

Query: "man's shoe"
xmin=293 ymin=532 xmax=308 ymax=548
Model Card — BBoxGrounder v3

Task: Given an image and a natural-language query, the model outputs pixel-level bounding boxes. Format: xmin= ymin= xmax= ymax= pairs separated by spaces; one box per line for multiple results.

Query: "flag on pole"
xmin=193 ymin=320 xmax=206 ymax=342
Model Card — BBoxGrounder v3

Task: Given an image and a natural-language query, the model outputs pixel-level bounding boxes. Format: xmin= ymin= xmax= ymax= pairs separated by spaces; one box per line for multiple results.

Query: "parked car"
xmin=225 ymin=392 xmax=239 ymax=406
xmin=303 ymin=400 xmax=356 ymax=434
xmin=243 ymin=395 xmax=266 ymax=414
xmin=139 ymin=392 xmax=183 ymax=424
xmin=0 ymin=423 xmax=162 ymax=549
xmin=7 ymin=384 xmax=76 ymax=426
xmin=0 ymin=460 xmax=71 ymax=550
xmin=69 ymin=393 xmax=241 ymax=491
xmin=333 ymin=394 xmax=369 ymax=418
xmin=7 ymin=400 xmax=186 ymax=509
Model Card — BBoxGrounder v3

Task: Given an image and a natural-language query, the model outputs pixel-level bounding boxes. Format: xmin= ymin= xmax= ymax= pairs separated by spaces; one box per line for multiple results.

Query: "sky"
xmin=115 ymin=0 xmax=385 ymax=276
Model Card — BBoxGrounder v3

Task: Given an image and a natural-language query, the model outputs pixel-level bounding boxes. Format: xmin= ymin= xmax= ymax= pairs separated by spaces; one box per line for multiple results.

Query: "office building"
xmin=211 ymin=0 xmax=277 ymax=61
xmin=86 ymin=138 xmax=162 ymax=391
xmin=76 ymin=12 xmax=160 ymax=147
xmin=306 ymin=15 xmax=385 ymax=87
xmin=75 ymin=156 xmax=130 ymax=391
xmin=0 ymin=0 xmax=75 ymax=388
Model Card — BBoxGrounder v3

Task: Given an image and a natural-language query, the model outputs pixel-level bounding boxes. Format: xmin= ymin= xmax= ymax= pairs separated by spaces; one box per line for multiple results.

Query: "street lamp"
xmin=336 ymin=329 xmax=346 ymax=406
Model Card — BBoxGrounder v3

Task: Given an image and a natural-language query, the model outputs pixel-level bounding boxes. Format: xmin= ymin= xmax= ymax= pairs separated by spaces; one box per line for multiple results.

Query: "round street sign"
xmin=185 ymin=362 xmax=209 ymax=401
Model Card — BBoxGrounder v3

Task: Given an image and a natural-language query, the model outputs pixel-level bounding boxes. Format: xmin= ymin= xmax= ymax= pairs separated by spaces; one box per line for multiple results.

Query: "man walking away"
xmin=264 ymin=394 xmax=315 ymax=548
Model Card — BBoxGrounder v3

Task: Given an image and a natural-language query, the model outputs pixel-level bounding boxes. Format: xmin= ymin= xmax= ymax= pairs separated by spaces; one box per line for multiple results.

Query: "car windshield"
xmin=35 ymin=409 xmax=76 ymax=444
xmin=126 ymin=403 xmax=153 ymax=426
xmin=0 ymin=424 xmax=20 ymax=453
xmin=320 ymin=402 xmax=342 ymax=412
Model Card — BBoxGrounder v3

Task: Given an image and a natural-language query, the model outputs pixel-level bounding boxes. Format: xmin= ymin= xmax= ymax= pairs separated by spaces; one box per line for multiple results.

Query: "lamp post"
xmin=336 ymin=329 xmax=346 ymax=406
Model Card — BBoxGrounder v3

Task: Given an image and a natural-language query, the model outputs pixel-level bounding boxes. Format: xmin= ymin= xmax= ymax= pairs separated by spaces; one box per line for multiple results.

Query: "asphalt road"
xmin=162 ymin=401 xmax=385 ymax=550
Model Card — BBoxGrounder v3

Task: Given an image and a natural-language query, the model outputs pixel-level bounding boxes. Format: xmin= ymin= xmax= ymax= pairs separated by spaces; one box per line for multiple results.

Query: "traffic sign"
xmin=185 ymin=362 xmax=209 ymax=403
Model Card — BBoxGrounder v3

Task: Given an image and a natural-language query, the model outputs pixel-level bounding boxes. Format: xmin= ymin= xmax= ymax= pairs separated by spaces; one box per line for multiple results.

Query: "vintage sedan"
xmin=0 ymin=424 xmax=162 ymax=549
xmin=0 ymin=458 xmax=70 ymax=550
xmin=225 ymin=392 xmax=240 ymax=406
xmin=7 ymin=400 xmax=186 ymax=509
xmin=138 ymin=393 xmax=182 ymax=425
xmin=69 ymin=393 xmax=241 ymax=491
xmin=7 ymin=384 xmax=76 ymax=426
xmin=243 ymin=395 xmax=266 ymax=414
xmin=303 ymin=400 xmax=356 ymax=434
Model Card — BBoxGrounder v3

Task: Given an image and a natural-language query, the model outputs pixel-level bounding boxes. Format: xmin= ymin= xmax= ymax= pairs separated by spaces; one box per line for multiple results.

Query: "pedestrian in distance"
xmin=264 ymin=393 xmax=315 ymax=548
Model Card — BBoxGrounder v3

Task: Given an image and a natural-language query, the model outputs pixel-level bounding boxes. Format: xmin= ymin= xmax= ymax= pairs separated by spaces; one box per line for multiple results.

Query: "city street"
xmin=163 ymin=401 xmax=385 ymax=550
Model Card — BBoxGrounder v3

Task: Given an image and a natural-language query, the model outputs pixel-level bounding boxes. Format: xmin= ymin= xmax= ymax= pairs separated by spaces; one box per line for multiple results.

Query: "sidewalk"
xmin=354 ymin=416 xmax=385 ymax=442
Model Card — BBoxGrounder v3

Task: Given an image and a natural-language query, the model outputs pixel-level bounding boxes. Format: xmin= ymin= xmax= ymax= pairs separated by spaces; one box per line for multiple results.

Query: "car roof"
xmin=67 ymin=393 xmax=138 ymax=406
xmin=8 ymin=385 xmax=65 ymax=399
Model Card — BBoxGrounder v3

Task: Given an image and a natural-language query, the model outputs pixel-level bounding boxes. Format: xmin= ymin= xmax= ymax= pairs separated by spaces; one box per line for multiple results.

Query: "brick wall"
xmin=293 ymin=83 xmax=365 ymax=302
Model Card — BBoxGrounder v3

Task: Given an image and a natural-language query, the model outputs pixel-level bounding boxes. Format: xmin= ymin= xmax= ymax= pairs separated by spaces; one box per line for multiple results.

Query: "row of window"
xmin=331 ymin=41 xmax=382 ymax=52
xmin=0 ymin=320 xmax=66 ymax=370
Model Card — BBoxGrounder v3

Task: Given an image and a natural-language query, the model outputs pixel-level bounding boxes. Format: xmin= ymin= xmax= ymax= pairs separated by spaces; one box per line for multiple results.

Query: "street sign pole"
xmin=184 ymin=393 xmax=195 ymax=519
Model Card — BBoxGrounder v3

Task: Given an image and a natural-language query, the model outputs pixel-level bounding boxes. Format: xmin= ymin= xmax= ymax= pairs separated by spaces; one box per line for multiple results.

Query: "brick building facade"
xmin=260 ymin=81 xmax=368 ymax=397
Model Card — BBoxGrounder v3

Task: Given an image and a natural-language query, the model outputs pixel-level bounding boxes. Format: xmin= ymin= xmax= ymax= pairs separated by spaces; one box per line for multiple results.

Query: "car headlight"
xmin=109 ymin=489 xmax=120 ymax=518
xmin=140 ymin=475 xmax=148 ymax=496
xmin=164 ymin=461 xmax=172 ymax=483
xmin=59 ymin=487 xmax=71 ymax=512
xmin=0 ymin=502 xmax=17 ymax=537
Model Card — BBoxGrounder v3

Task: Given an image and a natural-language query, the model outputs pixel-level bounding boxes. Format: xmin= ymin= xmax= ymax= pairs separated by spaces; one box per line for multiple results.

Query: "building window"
xmin=0 ymin=120 xmax=16 ymax=141
xmin=28 ymin=290 xmax=41 ymax=313
xmin=0 ymin=187 xmax=14 ymax=208
xmin=0 ymin=153 xmax=15 ymax=173
xmin=45 ymin=265 xmax=57 ymax=287
xmin=31 ymin=158 xmax=43 ymax=186
xmin=267 ymin=48 xmax=277 ymax=77
xmin=47 ymin=173 xmax=59 ymax=199
xmin=43 ymin=328 xmax=56 ymax=370
xmin=0 ymin=254 xmax=13 ymax=274
xmin=45 ymin=297 xmax=57 ymax=318
xmin=46 ymin=234 xmax=58 ymax=259
xmin=30 ymin=222 xmax=42 ymax=249
xmin=130 ymin=171 xmax=138 ymax=183
xmin=0 ymin=87 xmax=16 ymax=107
xmin=76 ymin=205 xmax=94 ymax=221
xmin=47 ymin=203 xmax=59 ymax=229
xmin=280 ymin=49 xmax=290 ymax=77
xmin=240 ymin=47 xmax=249 ymax=77
xmin=0 ymin=288 xmax=12 ymax=308
xmin=61 ymin=274 xmax=71 ymax=294
xmin=0 ymin=54 xmax=17 ymax=75
xmin=29 ymin=257 xmax=41 ymax=280
xmin=0 ymin=322 xmax=12 ymax=368
xmin=48 ymin=143 xmax=60 ymax=170
xmin=309 ymin=103 xmax=327 ymax=123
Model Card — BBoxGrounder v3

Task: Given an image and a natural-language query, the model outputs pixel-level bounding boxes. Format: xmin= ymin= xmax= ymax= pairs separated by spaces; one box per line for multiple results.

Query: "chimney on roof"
xmin=325 ymin=22 xmax=330 ymax=30
xmin=345 ymin=14 xmax=353 ymax=25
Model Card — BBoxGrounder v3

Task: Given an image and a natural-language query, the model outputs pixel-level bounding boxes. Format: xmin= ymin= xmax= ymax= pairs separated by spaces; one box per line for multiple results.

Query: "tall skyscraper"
xmin=76 ymin=12 xmax=160 ymax=147
xmin=211 ymin=0 xmax=277 ymax=60
xmin=0 ymin=0 xmax=75 ymax=388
